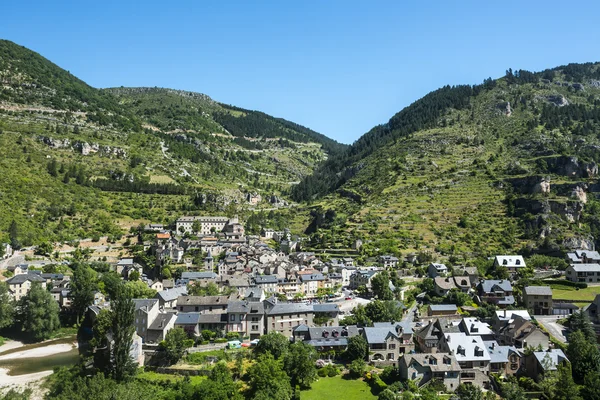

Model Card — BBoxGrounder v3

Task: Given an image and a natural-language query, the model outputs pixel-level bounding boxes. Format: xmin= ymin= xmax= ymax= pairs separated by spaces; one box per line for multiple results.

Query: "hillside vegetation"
xmin=0 ymin=39 xmax=343 ymax=245
xmin=295 ymin=66 xmax=600 ymax=260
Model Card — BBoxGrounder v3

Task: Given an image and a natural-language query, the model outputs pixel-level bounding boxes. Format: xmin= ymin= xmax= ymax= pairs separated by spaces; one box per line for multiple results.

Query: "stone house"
xmin=133 ymin=299 xmax=160 ymax=342
xmin=565 ymin=263 xmax=600 ymax=283
xmin=379 ymin=255 xmax=399 ymax=268
xmin=349 ymin=269 xmax=378 ymax=290
xmin=438 ymin=333 xmax=491 ymax=388
xmin=363 ymin=325 xmax=403 ymax=366
xmin=146 ymin=313 xmax=176 ymax=344
xmin=493 ymin=255 xmax=526 ymax=275
xmin=428 ymin=304 xmax=459 ymax=317
xmin=567 ymin=250 xmax=600 ymax=264
xmin=428 ymin=263 xmax=448 ymax=278
xmin=176 ymin=295 xmax=230 ymax=313
xmin=293 ymin=325 xmax=360 ymax=354
xmin=496 ymin=315 xmax=549 ymax=349
xmin=476 ymin=280 xmax=514 ymax=307
xmin=485 ymin=340 xmax=522 ymax=376
xmin=522 ymin=286 xmax=553 ymax=315
xmin=6 ymin=273 xmax=46 ymax=300
xmin=265 ymin=302 xmax=315 ymax=337
xmin=523 ymin=349 xmax=569 ymax=381
xmin=399 ymin=353 xmax=461 ymax=392
xmin=155 ymin=286 xmax=188 ymax=310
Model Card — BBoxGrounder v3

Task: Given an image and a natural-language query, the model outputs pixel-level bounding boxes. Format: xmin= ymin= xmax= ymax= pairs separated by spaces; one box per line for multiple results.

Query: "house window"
xmin=231 ymin=315 xmax=235 ymax=321
xmin=389 ymin=344 xmax=396 ymax=350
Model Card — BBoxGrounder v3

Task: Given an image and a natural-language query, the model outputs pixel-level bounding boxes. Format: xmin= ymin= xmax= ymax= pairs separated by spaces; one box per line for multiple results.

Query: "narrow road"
xmin=536 ymin=316 xmax=568 ymax=343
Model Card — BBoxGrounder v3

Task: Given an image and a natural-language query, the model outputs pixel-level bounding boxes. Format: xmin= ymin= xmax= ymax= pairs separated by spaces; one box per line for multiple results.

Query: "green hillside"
xmin=0 ymin=39 xmax=343 ymax=246
xmin=295 ymin=66 xmax=600 ymax=259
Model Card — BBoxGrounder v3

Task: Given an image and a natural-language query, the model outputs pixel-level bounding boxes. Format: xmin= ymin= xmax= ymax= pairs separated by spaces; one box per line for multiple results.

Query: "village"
xmin=2 ymin=214 xmax=600 ymax=397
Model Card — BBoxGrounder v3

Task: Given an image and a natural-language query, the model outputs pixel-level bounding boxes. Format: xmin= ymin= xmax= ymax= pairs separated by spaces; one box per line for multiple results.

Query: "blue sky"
xmin=2 ymin=1 xmax=600 ymax=144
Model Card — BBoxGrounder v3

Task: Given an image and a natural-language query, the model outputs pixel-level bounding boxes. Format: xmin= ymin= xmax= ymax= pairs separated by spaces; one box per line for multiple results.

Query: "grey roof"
xmin=484 ymin=341 xmax=520 ymax=364
xmin=148 ymin=313 xmax=176 ymax=330
xmin=494 ymin=255 xmax=526 ymax=268
xmin=133 ymin=299 xmax=159 ymax=312
xmin=498 ymin=295 xmax=515 ymax=305
xmin=197 ymin=313 xmax=228 ymax=324
xmin=429 ymin=304 xmax=458 ymax=312
xmin=6 ymin=273 xmax=45 ymax=284
xmin=306 ymin=338 xmax=349 ymax=347
xmin=267 ymin=303 xmax=313 ymax=315
xmin=294 ymin=324 xmax=310 ymax=333
xmin=177 ymin=295 xmax=230 ymax=306
xmin=569 ymin=263 xmax=600 ymax=272
xmin=533 ymin=349 xmax=568 ymax=371
xmin=41 ymin=273 xmax=64 ymax=280
xmin=524 ymin=286 xmax=553 ymax=296
xmin=307 ymin=326 xmax=360 ymax=340
xmin=227 ymin=301 xmax=250 ymax=313
xmin=373 ymin=320 xmax=413 ymax=335
xmin=313 ymin=304 xmax=340 ymax=313
xmin=401 ymin=353 xmax=461 ymax=372
xmin=248 ymin=302 xmax=265 ymax=314
xmin=479 ymin=280 xmax=513 ymax=293
xmin=300 ymin=273 xmax=325 ymax=282
xmin=363 ymin=326 xmax=399 ymax=344
xmin=181 ymin=271 xmax=218 ymax=280
xmin=380 ymin=255 xmax=399 ymax=262
xmin=117 ymin=258 xmax=134 ymax=266
xmin=255 ymin=275 xmax=279 ymax=284
xmin=156 ymin=286 xmax=188 ymax=302
xmin=175 ymin=312 xmax=201 ymax=325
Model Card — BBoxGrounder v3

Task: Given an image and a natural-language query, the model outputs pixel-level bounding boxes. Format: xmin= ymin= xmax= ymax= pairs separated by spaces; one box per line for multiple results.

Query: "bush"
xmin=545 ymin=279 xmax=587 ymax=289
xmin=365 ymin=372 xmax=387 ymax=394
xmin=317 ymin=364 xmax=339 ymax=377
xmin=214 ymin=338 xmax=228 ymax=343
xmin=225 ymin=332 xmax=240 ymax=340
xmin=348 ymin=359 xmax=366 ymax=378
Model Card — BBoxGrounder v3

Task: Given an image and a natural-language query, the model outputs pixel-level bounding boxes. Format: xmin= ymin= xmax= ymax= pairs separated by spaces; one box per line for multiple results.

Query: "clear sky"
xmin=2 ymin=1 xmax=600 ymax=144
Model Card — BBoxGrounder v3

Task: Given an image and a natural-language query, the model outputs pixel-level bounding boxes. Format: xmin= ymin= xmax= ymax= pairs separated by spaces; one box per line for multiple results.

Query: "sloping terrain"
xmin=0 ymin=40 xmax=343 ymax=245
xmin=296 ymin=66 xmax=600 ymax=259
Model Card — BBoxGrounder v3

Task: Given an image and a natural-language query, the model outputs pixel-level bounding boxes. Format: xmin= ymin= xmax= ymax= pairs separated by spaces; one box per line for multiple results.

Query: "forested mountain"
xmin=294 ymin=64 xmax=600 ymax=259
xmin=0 ymin=39 xmax=342 ymax=245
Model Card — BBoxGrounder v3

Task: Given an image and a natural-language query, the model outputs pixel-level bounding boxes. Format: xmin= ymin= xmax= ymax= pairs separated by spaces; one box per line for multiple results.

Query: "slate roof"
xmin=148 ymin=313 xmax=176 ymax=330
xmin=177 ymin=295 xmax=229 ymax=306
xmin=533 ymin=349 xmax=568 ymax=371
xmin=313 ymin=304 xmax=340 ymax=313
xmin=254 ymin=275 xmax=279 ymax=284
xmin=306 ymin=338 xmax=349 ymax=347
xmin=524 ymin=286 xmax=553 ymax=296
xmin=156 ymin=286 xmax=188 ymax=302
xmin=300 ymin=273 xmax=325 ymax=282
xmin=181 ymin=271 xmax=218 ymax=280
xmin=434 ymin=277 xmax=457 ymax=290
xmin=363 ymin=326 xmax=398 ymax=344
xmin=6 ymin=273 xmax=45 ymax=284
xmin=484 ymin=340 xmax=520 ymax=364
xmin=401 ymin=353 xmax=461 ymax=372
xmin=479 ymin=280 xmax=513 ymax=293
xmin=227 ymin=301 xmax=250 ymax=313
xmin=133 ymin=299 xmax=158 ymax=312
xmin=429 ymin=304 xmax=458 ymax=312
xmin=373 ymin=321 xmax=413 ymax=335
xmin=267 ymin=303 xmax=313 ymax=315
xmin=461 ymin=318 xmax=493 ymax=336
xmin=175 ymin=313 xmax=201 ymax=325
xmin=40 ymin=273 xmax=64 ymax=280
xmin=495 ymin=310 xmax=531 ymax=323
xmin=569 ymin=263 xmax=600 ymax=272
xmin=444 ymin=333 xmax=491 ymax=362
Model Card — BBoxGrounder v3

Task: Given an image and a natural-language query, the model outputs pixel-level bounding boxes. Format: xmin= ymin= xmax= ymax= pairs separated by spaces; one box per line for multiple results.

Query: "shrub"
xmin=214 ymin=338 xmax=228 ymax=343
xmin=348 ymin=359 xmax=366 ymax=378
xmin=545 ymin=279 xmax=587 ymax=289
xmin=317 ymin=364 xmax=339 ymax=377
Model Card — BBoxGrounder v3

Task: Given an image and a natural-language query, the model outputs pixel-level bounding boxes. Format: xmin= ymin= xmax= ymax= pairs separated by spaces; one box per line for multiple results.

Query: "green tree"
xmin=247 ymin=353 xmax=292 ymax=400
xmin=502 ymin=382 xmax=527 ymax=400
xmin=111 ymin=285 xmax=136 ymax=382
xmin=70 ymin=264 xmax=98 ymax=323
xmin=553 ymin=362 xmax=582 ymax=400
xmin=348 ymin=358 xmax=366 ymax=378
xmin=283 ymin=342 xmax=317 ymax=389
xmin=9 ymin=220 xmax=20 ymax=250
xmin=35 ymin=242 xmax=53 ymax=257
xmin=371 ymin=271 xmax=394 ymax=300
xmin=0 ymin=282 xmax=15 ymax=330
xmin=346 ymin=335 xmax=368 ymax=361
xmin=567 ymin=330 xmax=600 ymax=383
xmin=569 ymin=311 xmax=597 ymax=343
xmin=456 ymin=384 xmax=484 ymax=400
xmin=124 ymin=280 xmax=156 ymax=298
xmin=254 ymin=332 xmax=290 ymax=360
xmin=192 ymin=362 xmax=243 ymax=400
xmin=18 ymin=282 xmax=60 ymax=341
xmin=582 ymin=372 xmax=600 ymax=400
xmin=0 ymin=388 xmax=32 ymax=400
xmin=161 ymin=327 xmax=194 ymax=364
xmin=378 ymin=389 xmax=398 ymax=400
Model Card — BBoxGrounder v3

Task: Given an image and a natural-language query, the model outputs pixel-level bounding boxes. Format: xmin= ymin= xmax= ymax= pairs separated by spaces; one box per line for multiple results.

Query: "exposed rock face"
xmin=496 ymin=101 xmax=511 ymax=116
xmin=563 ymin=236 xmax=596 ymax=251
xmin=545 ymin=156 xmax=598 ymax=178
xmin=507 ymin=176 xmax=550 ymax=194
xmin=572 ymin=83 xmax=585 ymax=91
xmin=269 ymin=195 xmax=288 ymax=207
xmin=570 ymin=184 xmax=588 ymax=204
xmin=513 ymin=198 xmax=584 ymax=223
xmin=39 ymin=136 xmax=126 ymax=158
xmin=39 ymin=136 xmax=70 ymax=148
xmin=548 ymin=200 xmax=584 ymax=223
xmin=546 ymin=94 xmax=569 ymax=107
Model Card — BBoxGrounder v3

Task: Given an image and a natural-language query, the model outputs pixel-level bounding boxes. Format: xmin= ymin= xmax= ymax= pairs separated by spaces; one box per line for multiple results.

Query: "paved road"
xmin=536 ymin=316 xmax=569 ymax=343
xmin=403 ymin=301 xmax=419 ymax=324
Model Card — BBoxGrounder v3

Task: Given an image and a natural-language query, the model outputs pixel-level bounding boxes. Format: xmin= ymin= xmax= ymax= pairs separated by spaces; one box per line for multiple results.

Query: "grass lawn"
xmin=552 ymin=285 xmax=600 ymax=302
xmin=301 ymin=375 xmax=376 ymax=400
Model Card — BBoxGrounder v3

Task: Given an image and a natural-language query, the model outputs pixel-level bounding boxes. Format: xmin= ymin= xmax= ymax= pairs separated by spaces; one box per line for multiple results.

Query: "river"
xmin=0 ymin=336 xmax=79 ymax=376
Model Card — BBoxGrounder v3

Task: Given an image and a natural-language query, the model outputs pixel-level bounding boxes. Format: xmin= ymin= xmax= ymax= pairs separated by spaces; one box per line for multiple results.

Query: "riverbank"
xmin=0 ymin=336 xmax=79 ymax=398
